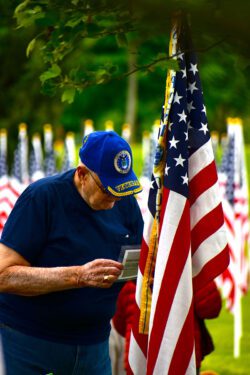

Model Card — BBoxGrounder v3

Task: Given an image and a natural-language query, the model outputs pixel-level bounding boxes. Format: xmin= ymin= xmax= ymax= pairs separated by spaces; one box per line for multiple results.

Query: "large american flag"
xmin=128 ymin=22 xmax=229 ymax=374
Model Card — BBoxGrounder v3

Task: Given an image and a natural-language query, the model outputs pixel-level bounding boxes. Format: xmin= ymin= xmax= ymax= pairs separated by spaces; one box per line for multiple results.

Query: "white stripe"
xmin=192 ymin=224 xmax=228 ymax=277
xmin=185 ymin=346 xmax=196 ymax=375
xmin=0 ymin=187 xmax=18 ymax=205
xmin=0 ymin=201 xmax=13 ymax=216
xmin=142 ymin=205 xmax=154 ymax=244
xmin=190 ymin=182 xmax=221 ymax=229
xmin=128 ymin=331 xmax=147 ymax=375
xmin=189 ymin=139 xmax=214 ymax=181
xmin=135 ymin=269 xmax=143 ymax=308
xmin=9 ymin=178 xmax=26 ymax=194
xmin=151 ymin=251 xmax=194 ymax=374
xmin=222 ymin=199 xmax=235 ymax=227
xmin=149 ymin=191 xmax=186 ymax=333
xmin=0 ymin=176 xmax=8 ymax=185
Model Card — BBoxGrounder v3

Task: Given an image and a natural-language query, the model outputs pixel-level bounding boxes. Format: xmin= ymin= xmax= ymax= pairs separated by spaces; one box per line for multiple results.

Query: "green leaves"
xmin=40 ymin=64 xmax=61 ymax=84
xmin=61 ymin=87 xmax=76 ymax=104
xmin=116 ymin=33 xmax=128 ymax=47
xmin=14 ymin=2 xmax=45 ymax=29
xmin=26 ymin=38 xmax=36 ymax=57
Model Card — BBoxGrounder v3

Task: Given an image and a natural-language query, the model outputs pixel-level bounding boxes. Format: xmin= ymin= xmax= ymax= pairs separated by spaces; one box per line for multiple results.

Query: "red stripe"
xmin=193 ymin=244 xmax=229 ymax=292
xmin=138 ymin=238 xmax=150 ymax=275
xmin=228 ymin=244 xmax=236 ymax=263
xmin=221 ymin=268 xmax=235 ymax=311
xmin=168 ymin=302 xmax=195 ymax=375
xmin=191 ymin=203 xmax=225 ymax=254
xmin=0 ymin=212 xmax=8 ymax=221
xmin=0 ymin=183 xmax=20 ymax=198
xmin=159 ymin=187 xmax=170 ymax=234
xmin=224 ymin=213 xmax=235 ymax=234
xmin=146 ymin=200 xmax=190 ymax=374
xmin=189 ymin=161 xmax=218 ymax=205
xmin=0 ymin=197 xmax=15 ymax=208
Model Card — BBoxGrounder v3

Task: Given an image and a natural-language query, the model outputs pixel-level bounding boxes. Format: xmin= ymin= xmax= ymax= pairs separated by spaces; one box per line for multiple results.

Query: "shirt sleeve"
xmin=0 ymin=184 xmax=50 ymax=263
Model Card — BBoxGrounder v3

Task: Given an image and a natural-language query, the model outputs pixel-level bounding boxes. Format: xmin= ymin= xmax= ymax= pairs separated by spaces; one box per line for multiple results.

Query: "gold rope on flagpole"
xmin=139 ymin=20 xmax=178 ymax=334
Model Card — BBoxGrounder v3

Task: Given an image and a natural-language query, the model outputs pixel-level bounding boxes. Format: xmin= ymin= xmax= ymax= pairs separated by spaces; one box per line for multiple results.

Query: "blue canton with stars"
xmin=219 ymin=135 xmax=235 ymax=206
xmin=163 ymin=41 xmax=211 ymax=198
xmin=0 ymin=153 xmax=7 ymax=178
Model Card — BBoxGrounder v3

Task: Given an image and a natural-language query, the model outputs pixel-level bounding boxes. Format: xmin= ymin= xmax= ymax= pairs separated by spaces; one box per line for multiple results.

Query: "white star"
xmin=187 ymin=100 xmax=195 ymax=113
xmin=168 ymin=122 xmax=173 ymax=131
xmin=187 ymin=121 xmax=193 ymax=131
xmin=181 ymin=68 xmax=187 ymax=78
xmin=184 ymin=131 xmax=188 ymax=141
xmin=174 ymin=154 xmax=186 ymax=167
xmin=178 ymin=52 xmax=184 ymax=60
xmin=181 ymin=173 xmax=188 ymax=184
xmin=202 ymin=104 xmax=207 ymax=114
xmin=187 ymin=81 xmax=198 ymax=94
xmin=199 ymin=122 xmax=209 ymax=134
xmin=189 ymin=63 xmax=198 ymax=75
xmin=165 ymin=164 xmax=170 ymax=175
xmin=150 ymin=178 xmax=155 ymax=189
xmin=169 ymin=135 xmax=179 ymax=149
xmin=174 ymin=92 xmax=183 ymax=104
xmin=177 ymin=110 xmax=187 ymax=123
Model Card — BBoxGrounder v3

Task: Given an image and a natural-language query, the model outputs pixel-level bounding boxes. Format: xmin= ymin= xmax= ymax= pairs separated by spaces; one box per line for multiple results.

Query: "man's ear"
xmin=76 ymin=165 xmax=88 ymax=180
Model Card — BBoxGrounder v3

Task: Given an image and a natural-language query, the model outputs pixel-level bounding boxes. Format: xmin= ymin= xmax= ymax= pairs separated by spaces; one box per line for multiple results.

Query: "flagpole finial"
xmin=83 ymin=119 xmax=94 ymax=136
xmin=105 ymin=120 xmax=114 ymax=131
xmin=18 ymin=122 xmax=27 ymax=131
xmin=84 ymin=119 xmax=93 ymax=126
xmin=43 ymin=123 xmax=52 ymax=132
xmin=0 ymin=128 xmax=7 ymax=136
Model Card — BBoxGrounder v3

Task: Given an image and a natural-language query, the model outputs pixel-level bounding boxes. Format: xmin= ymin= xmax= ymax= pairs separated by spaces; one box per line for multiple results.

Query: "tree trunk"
xmin=125 ymin=44 xmax=138 ymax=142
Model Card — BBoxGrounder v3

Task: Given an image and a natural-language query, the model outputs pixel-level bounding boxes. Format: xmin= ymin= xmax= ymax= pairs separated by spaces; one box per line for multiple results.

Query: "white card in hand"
xmin=117 ymin=245 xmax=141 ymax=281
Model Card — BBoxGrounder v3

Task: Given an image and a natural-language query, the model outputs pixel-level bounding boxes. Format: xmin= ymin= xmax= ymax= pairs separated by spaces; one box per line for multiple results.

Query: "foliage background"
xmin=2 ymin=0 xmax=250 ymax=159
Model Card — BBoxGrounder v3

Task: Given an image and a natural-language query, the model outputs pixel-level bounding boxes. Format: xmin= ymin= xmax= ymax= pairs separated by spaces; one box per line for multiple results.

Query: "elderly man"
xmin=0 ymin=131 xmax=143 ymax=375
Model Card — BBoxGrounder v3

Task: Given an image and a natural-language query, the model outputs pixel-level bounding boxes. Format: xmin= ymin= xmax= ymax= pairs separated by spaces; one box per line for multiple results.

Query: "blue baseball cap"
xmin=79 ymin=131 xmax=142 ymax=197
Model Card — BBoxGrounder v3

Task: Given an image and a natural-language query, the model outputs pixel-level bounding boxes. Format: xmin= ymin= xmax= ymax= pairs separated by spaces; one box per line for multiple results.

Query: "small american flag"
xmin=29 ymin=134 xmax=44 ymax=182
xmin=0 ymin=128 xmax=25 ymax=236
xmin=128 ymin=20 xmax=229 ymax=375
xmin=61 ymin=132 xmax=76 ymax=172
xmin=44 ymin=124 xmax=57 ymax=176
xmin=218 ymin=121 xmax=249 ymax=311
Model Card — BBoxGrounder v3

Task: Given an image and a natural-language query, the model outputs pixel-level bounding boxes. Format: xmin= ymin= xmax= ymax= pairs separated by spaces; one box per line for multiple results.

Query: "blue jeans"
xmin=0 ymin=324 xmax=111 ymax=375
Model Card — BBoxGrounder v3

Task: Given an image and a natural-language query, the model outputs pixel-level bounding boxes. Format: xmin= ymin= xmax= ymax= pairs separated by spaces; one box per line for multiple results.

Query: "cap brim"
xmin=99 ymin=170 xmax=142 ymax=197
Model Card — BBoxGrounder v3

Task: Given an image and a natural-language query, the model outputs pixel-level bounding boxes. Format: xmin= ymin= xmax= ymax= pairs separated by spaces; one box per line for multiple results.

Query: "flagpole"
xmin=138 ymin=19 xmax=177 ymax=335
xmin=233 ymin=284 xmax=242 ymax=357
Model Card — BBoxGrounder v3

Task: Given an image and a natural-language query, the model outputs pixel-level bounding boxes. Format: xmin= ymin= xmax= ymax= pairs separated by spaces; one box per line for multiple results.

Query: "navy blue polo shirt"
xmin=0 ymin=169 xmax=143 ymax=344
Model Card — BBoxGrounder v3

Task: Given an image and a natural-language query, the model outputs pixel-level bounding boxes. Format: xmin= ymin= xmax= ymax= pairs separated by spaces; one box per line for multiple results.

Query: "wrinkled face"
xmin=77 ymin=166 xmax=121 ymax=210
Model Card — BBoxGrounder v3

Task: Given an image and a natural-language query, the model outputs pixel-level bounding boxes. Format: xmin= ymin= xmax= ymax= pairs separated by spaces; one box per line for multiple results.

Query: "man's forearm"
xmin=0 ymin=265 xmax=80 ymax=296
xmin=0 ymin=258 xmax=123 ymax=296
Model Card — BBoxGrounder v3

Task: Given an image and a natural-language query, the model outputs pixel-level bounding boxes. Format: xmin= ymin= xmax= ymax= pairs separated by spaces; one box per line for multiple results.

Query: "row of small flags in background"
xmin=0 ymin=120 xmax=132 ymax=234
xmin=0 ymin=114 xmax=249 ymax=358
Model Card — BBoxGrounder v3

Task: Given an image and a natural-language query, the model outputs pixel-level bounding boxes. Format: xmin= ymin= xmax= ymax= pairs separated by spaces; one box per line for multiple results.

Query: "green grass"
xmin=201 ymin=293 xmax=250 ymax=374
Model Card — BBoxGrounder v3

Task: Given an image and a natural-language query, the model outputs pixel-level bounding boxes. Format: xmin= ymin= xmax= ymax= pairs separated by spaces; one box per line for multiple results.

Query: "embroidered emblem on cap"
xmin=114 ymin=150 xmax=131 ymax=174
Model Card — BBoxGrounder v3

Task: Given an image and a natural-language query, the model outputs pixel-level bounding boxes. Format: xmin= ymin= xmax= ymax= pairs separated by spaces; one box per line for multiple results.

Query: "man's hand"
xmin=0 ymin=243 xmax=123 ymax=295
xmin=77 ymin=259 xmax=123 ymax=288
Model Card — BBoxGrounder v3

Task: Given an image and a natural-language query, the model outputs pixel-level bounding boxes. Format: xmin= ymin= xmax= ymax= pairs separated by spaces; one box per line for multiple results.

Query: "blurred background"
xmin=1 ymin=1 xmax=250 ymax=155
